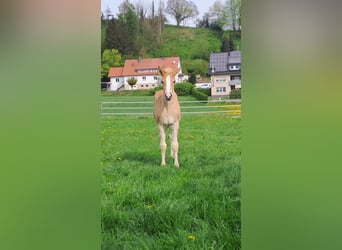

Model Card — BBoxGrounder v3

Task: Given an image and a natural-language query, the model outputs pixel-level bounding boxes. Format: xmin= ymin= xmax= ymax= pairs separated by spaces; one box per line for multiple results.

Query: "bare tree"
xmin=208 ymin=0 xmax=226 ymax=29
xmin=104 ymin=6 xmax=113 ymax=20
xmin=165 ymin=0 xmax=199 ymax=26
xmin=224 ymin=0 xmax=241 ymax=31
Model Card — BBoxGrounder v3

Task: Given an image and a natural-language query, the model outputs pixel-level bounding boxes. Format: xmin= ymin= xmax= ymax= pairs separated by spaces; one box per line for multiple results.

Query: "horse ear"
xmin=158 ymin=66 xmax=163 ymax=76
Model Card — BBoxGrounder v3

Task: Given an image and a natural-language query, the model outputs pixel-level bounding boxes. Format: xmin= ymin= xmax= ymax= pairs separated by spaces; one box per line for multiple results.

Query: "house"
xmin=107 ymin=57 xmax=183 ymax=91
xmin=208 ymin=51 xmax=241 ymax=98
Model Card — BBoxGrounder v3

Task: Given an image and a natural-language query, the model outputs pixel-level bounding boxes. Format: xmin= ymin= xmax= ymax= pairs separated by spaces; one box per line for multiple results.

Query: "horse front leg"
xmin=157 ymin=123 xmax=167 ymax=166
xmin=170 ymin=122 xmax=179 ymax=168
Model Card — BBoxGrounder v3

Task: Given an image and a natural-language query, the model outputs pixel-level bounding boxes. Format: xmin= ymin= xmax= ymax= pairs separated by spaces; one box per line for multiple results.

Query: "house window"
xmin=142 ymin=76 xmax=146 ymax=81
xmin=229 ymin=65 xmax=240 ymax=71
xmin=115 ymin=78 xmax=120 ymax=82
xmin=153 ymin=76 xmax=158 ymax=80
xmin=231 ymin=75 xmax=241 ymax=80
xmin=141 ymin=84 xmax=144 ymax=88
xmin=215 ymin=78 xmax=226 ymax=83
xmin=145 ymin=84 xmax=148 ymax=87
xmin=216 ymin=87 xmax=226 ymax=93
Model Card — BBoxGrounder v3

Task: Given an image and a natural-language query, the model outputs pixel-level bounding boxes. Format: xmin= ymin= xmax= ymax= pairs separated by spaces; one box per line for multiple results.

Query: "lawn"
xmin=101 ymin=97 xmax=241 ymax=249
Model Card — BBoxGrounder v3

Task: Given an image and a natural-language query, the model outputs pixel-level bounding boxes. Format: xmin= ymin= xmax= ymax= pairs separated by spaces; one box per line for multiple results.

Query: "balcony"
xmin=229 ymin=79 xmax=241 ymax=86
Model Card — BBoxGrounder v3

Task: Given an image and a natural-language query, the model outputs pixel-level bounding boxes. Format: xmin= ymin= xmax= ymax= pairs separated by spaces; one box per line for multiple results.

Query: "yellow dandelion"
xmin=117 ymin=157 xmax=122 ymax=161
xmin=187 ymin=235 xmax=195 ymax=241
xmin=146 ymin=205 xmax=152 ymax=209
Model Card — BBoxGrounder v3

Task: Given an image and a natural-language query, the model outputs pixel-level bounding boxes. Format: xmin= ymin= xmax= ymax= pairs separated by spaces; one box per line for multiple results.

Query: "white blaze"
xmin=165 ymin=75 xmax=172 ymax=99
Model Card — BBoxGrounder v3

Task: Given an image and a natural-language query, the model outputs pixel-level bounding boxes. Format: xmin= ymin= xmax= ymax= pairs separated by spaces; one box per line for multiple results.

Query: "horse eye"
xmin=173 ymin=80 xmax=175 ymax=83
xmin=161 ymin=81 xmax=164 ymax=84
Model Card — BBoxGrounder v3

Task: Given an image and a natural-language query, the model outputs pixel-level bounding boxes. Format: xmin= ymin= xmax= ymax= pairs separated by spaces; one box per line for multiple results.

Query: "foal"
xmin=153 ymin=66 xmax=181 ymax=168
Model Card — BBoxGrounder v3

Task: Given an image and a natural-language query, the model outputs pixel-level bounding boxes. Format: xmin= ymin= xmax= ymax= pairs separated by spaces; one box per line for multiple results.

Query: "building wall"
xmin=123 ymin=75 xmax=161 ymax=90
xmin=211 ymin=75 xmax=231 ymax=97
xmin=211 ymin=74 xmax=242 ymax=97
xmin=109 ymin=77 xmax=125 ymax=91
xmin=110 ymin=71 xmax=184 ymax=91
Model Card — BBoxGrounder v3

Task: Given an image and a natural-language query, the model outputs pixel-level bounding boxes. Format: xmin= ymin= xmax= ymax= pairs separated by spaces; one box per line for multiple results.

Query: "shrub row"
xmin=192 ymin=88 xmax=208 ymax=101
xmin=196 ymin=88 xmax=211 ymax=96
xmin=174 ymin=83 xmax=193 ymax=96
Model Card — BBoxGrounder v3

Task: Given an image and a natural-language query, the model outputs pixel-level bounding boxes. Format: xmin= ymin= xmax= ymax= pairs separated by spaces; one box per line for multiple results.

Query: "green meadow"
xmin=101 ymin=95 xmax=241 ymax=249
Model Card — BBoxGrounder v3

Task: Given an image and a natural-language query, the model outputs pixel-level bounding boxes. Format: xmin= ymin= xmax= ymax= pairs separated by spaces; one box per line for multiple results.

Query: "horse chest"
xmin=160 ymin=107 xmax=177 ymax=125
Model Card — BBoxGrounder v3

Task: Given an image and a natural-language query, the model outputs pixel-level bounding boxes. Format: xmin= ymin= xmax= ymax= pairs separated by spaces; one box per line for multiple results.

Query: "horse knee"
xmin=171 ymin=142 xmax=178 ymax=151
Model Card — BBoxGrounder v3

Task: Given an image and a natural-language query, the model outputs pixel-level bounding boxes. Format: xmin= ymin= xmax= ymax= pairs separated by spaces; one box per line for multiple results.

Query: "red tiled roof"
xmin=108 ymin=57 xmax=180 ymax=77
xmin=108 ymin=67 xmax=123 ymax=77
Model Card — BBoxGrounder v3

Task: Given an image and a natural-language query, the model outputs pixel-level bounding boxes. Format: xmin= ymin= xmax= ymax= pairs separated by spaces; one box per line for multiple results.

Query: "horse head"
xmin=158 ymin=66 xmax=178 ymax=101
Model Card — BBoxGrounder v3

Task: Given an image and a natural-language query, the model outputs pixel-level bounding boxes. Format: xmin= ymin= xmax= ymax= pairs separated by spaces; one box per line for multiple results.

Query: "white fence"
xmin=101 ymin=100 xmax=241 ymax=117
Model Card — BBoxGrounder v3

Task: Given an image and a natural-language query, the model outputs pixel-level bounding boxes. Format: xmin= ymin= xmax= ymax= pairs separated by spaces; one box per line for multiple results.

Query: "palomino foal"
xmin=153 ymin=66 xmax=181 ymax=168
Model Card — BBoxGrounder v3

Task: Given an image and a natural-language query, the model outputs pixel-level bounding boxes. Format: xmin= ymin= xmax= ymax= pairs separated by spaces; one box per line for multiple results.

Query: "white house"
xmin=108 ymin=57 xmax=183 ymax=91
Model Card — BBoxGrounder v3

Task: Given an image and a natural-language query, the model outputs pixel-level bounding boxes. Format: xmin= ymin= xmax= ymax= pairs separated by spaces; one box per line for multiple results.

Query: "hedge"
xmin=192 ymin=88 xmax=208 ymax=101
xmin=174 ymin=83 xmax=193 ymax=96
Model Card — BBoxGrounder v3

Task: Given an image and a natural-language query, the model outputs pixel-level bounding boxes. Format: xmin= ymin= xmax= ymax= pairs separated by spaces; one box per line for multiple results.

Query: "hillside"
xmin=102 ymin=22 xmax=240 ymax=76
xmin=152 ymin=25 xmax=221 ymax=60
xmin=148 ymin=25 xmax=220 ymax=75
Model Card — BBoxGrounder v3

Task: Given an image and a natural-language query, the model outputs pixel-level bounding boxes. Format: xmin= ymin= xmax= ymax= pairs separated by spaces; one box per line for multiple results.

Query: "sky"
xmin=101 ymin=0 xmax=212 ymax=27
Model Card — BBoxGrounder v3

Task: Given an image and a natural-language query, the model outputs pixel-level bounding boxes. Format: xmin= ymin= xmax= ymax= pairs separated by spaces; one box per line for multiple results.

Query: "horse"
xmin=153 ymin=66 xmax=181 ymax=168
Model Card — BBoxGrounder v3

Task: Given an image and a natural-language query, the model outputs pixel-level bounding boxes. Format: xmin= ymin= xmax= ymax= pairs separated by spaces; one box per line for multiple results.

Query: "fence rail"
xmin=101 ymin=100 xmax=241 ymax=117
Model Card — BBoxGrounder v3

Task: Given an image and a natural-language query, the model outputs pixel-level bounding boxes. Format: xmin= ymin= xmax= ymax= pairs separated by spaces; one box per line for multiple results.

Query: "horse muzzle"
xmin=165 ymin=93 xmax=172 ymax=101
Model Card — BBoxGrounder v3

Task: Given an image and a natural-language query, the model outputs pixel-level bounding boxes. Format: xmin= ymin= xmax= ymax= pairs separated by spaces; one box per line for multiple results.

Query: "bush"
xmin=146 ymin=86 xmax=163 ymax=96
xmin=174 ymin=83 xmax=193 ymax=96
xmin=229 ymin=89 xmax=241 ymax=99
xmin=192 ymin=88 xmax=208 ymax=101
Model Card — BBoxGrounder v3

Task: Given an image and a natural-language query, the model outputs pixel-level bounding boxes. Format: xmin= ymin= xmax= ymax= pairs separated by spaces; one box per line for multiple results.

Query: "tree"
xmin=101 ymin=49 xmax=122 ymax=81
xmin=188 ymin=73 xmax=196 ymax=84
xmin=208 ymin=0 xmax=226 ymax=30
xmin=118 ymin=5 xmax=138 ymax=55
xmin=221 ymin=34 xmax=230 ymax=52
xmin=104 ymin=18 xmax=130 ymax=54
xmin=104 ymin=18 xmax=116 ymax=50
xmin=228 ymin=35 xmax=235 ymax=51
xmin=165 ymin=0 xmax=199 ymax=26
xmin=127 ymin=77 xmax=137 ymax=90
xmin=104 ymin=6 xmax=113 ymax=20
xmin=220 ymin=33 xmax=235 ymax=52
xmin=196 ymin=13 xmax=210 ymax=28
xmin=223 ymin=0 xmax=241 ymax=31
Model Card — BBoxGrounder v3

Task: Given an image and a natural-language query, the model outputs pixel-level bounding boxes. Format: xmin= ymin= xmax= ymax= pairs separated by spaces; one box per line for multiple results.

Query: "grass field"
xmin=101 ymin=96 xmax=241 ymax=249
